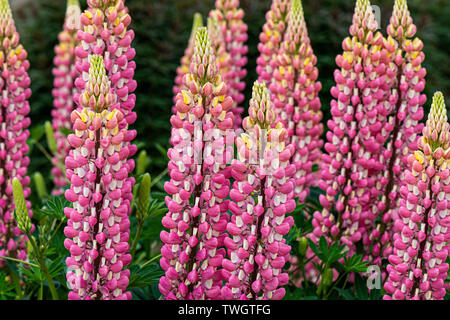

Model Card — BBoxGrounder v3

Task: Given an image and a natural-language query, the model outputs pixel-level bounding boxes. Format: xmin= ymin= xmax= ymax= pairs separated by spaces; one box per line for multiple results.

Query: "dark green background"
xmin=11 ymin=0 xmax=450 ymax=186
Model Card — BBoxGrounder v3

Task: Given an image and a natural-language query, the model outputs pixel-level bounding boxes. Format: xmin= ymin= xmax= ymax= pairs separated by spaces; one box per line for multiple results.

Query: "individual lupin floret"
xmin=172 ymin=13 xmax=203 ymax=114
xmin=0 ymin=0 xmax=32 ymax=268
xmin=209 ymin=0 xmax=248 ymax=129
xmin=269 ymin=0 xmax=323 ymax=202
xmin=220 ymin=81 xmax=296 ymax=300
xmin=256 ymin=0 xmax=291 ymax=85
xmin=368 ymin=0 xmax=427 ymax=262
xmin=64 ymin=55 xmax=132 ymax=300
xmin=51 ymin=0 xmax=82 ymax=194
xmin=383 ymin=92 xmax=450 ymax=300
xmin=160 ymin=27 xmax=235 ymax=300
xmin=312 ymin=0 xmax=391 ymax=252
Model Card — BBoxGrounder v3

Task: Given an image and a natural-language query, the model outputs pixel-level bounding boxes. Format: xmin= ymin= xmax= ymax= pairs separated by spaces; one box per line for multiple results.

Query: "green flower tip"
xmin=191 ymin=13 xmax=203 ymax=35
xmin=0 ymin=0 xmax=10 ymax=11
xmin=44 ymin=121 xmax=57 ymax=154
xmin=137 ymin=173 xmax=151 ymax=222
xmin=136 ymin=150 xmax=150 ymax=176
xmin=430 ymin=91 xmax=446 ymax=119
xmin=33 ymin=172 xmax=48 ymax=200
xmin=290 ymin=0 xmax=304 ymax=16
xmin=90 ymin=55 xmax=106 ymax=77
xmin=68 ymin=0 xmax=80 ymax=7
xmin=12 ymin=177 xmax=32 ymax=234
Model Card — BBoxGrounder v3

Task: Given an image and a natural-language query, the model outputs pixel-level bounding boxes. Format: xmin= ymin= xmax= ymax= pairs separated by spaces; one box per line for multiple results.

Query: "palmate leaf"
xmin=343 ymin=254 xmax=368 ymax=273
xmin=39 ymin=195 xmax=71 ymax=222
xmin=128 ymin=263 xmax=164 ymax=289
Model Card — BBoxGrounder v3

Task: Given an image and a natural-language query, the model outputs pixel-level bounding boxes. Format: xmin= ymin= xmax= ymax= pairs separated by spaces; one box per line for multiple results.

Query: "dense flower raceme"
xmin=51 ymin=0 xmax=82 ymax=194
xmin=209 ymin=0 xmax=248 ymax=129
xmin=75 ymin=0 xmax=137 ymax=161
xmin=383 ymin=92 xmax=450 ymax=300
xmin=269 ymin=0 xmax=322 ymax=202
xmin=256 ymin=0 xmax=291 ymax=85
xmin=159 ymin=27 xmax=235 ymax=300
xmin=172 ymin=13 xmax=203 ymax=115
xmin=366 ymin=0 xmax=427 ymax=264
xmin=221 ymin=81 xmax=295 ymax=300
xmin=311 ymin=0 xmax=393 ymax=254
xmin=64 ymin=55 xmax=133 ymax=300
xmin=0 ymin=0 xmax=33 ymax=267
xmin=207 ymin=17 xmax=232 ymax=91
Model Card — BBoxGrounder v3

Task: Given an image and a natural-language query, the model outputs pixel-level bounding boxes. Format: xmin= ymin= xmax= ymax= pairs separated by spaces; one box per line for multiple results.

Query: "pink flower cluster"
xmin=172 ymin=13 xmax=203 ymax=115
xmin=64 ymin=55 xmax=132 ymax=300
xmin=51 ymin=0 xmax=81 ymax=194
xmin=256 ymin=0 xmax=290 ymax=85
xmin=366 ymin=0 xmax=427 ymax=263
xmin=384 ymin=92 xmax=450 ymax=300
xmin=0 ymin=0 xmax=32 ymax=267
xmin=160 ymin=27 xmax=235 ymax=300
xmin=75 ymin=0 xmax=137 ymax=143
xmin=209 ymin=0 xmax=248 ymax=129
xmin=221 ymin=81 xmax=295 ymax=300
xmin=269 ymin=0 xmax=323 ymax=202
xmin=313 ymin=0 xmax=398 ymax=254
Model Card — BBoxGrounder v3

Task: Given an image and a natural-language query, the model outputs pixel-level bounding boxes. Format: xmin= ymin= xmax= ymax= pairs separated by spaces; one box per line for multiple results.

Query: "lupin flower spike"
xmin=209 ymin=0 xmax=248 ymax=129
xmin=0 ymin=0 xmax=33 ymax=268
xmin=64 ymin=55 xmax=132 ymax=300
xmin=384 ymin=92 xmax=450 ymax=300
xmin=51 ymin=0 xmax=81 ymax=195
xmin=12 ymin=178 xmax=32 ymax=235
xmin=75 ymin=0 xmax=137 ymax=176
xmin=312 ymin=0 xmax=392 ymax=257
xmin=366 ymin=0 xmax=427 ymax=264
xmin=172 ymin=13 xmax=203 ymax=114
xmin=220 ymin=81 xmax=296 ymax=300
xmin=270 ymin=0 xmax=323 ymax=202
xmin=256 ymin=0 xmax=290 ymax=85
xmin=160 ymin=27 xmax=235 ymax=300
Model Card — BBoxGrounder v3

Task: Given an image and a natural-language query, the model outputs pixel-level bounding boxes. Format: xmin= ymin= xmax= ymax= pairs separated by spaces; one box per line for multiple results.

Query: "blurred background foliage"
xmin=10 ymin=0 xmax=450 ymax=190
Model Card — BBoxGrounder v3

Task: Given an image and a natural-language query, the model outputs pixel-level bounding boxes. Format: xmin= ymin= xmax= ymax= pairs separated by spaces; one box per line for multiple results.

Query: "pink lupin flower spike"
xmin=64 ymin=55 xmax=132 ymax=300
xmin=384 ymin=92 xmax=450 ymax=300
xmin=160 ymin=27 xmax=235 ymax=300
xmin=209 ymin=0 xmax=248 ymax=130
xmin=0 ymin=0 xmax=33 ymax=268
xmin=220 ymin=81 xmax=295 ymax=300
xmin=270 ymin=0 xmax=323 ymax=203
xmin=75 ymin=0 xmax=137 ymax=222
xmin=256 ymin=0 xmax=291 ymax=85
xmin=172 ymin=13 xmax=203 ymax=114
xmin=51 ymin=0 xmax=81 ymax=195
xmin=367 ymin=0 xmax=427 ymax=264
xmin=312 ymin=0 xmax=391 ymax=253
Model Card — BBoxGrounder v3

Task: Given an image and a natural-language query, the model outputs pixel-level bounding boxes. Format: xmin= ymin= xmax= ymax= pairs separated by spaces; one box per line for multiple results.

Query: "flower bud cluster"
xmin=220 ymin=81 xmax=295 ymax=300
xmin=269 ymin=0 xmax=323 ymax=202
xmin=383 ymin=92 xmax=450 ymax=300
xmin=256 ymin=0 xmax=290 ymax=85
xmin=209 ymin=0 xmax=248 ymax=129
xmin=64 ymin=55 xmax=133 ymax=300
xmin=0 ymin=0 xmax=32 ymax=267
xmin=160 ymin=28 xmax=235 ymax=300
xmin=51 ymin=0 xmax=82 ymax=194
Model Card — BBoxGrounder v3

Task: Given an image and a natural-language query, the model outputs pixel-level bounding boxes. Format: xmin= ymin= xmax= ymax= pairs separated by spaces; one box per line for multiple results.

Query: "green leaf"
xmin=39 ymin=195 xmax=70 ymax=222
xmin=128 ymin=263 xmax=164 ymax=289
xmin=334 ymin=287 xmax=355 ymax=300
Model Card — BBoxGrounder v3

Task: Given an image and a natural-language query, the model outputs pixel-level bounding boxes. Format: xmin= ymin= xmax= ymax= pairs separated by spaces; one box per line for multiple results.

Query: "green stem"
xmin=140 ymin=253 xmax=162 ymax=269
xmin=43 ymin=220 xmax=64 ymax=252
xmin=130 ymin=222 xmax=144 ymax=258
xmin=28 ymin=236 xmax=59 ymax=300
xmin=150 ymin=168 xmax=168 ymax=187
xmin=0 ymin=256 xmax=39 ymax=268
